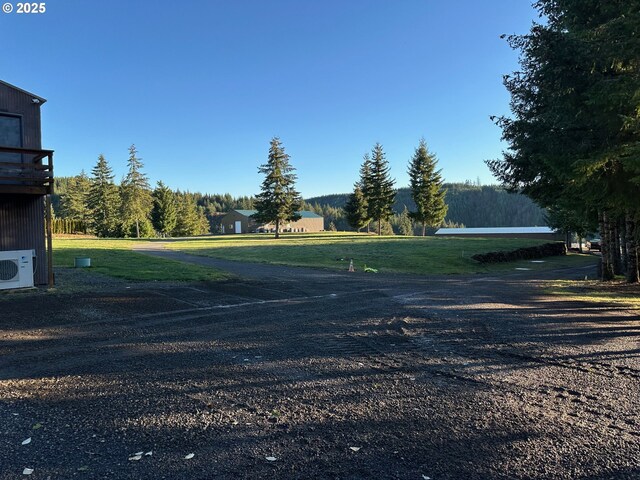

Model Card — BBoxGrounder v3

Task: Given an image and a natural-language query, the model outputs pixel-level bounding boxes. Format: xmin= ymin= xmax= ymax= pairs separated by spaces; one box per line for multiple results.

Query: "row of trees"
xmin=306 ymin=184 xmax=546 ymax=228
xmin=57 ymin=137 xmax=542 ymax=238
xmin=61 ymin=145 xmax=209 ymax=237
xmin=250 ymin=138 xmax=449 ymax=238
xmin=343 ymin=140 xmax=447 ymax=235
xmin=57 ymin=172 xmax=528 ymax=236
xmin=488 ymin=0 xmax=639 ymax=282
xmin=304 ymin=201 xmax=462 ymax=235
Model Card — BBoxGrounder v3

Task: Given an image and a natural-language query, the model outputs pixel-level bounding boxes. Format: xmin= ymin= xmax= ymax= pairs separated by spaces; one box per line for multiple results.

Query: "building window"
xmin=0 ymin=114 xmax=22 ymax=163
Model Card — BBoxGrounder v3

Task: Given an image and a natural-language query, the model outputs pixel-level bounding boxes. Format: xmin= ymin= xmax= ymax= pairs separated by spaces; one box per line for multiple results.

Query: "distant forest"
xmin=305 ymin=183 xmax=547 ymax=229
xmin=52 ymin=177 xmax=546 ymax=235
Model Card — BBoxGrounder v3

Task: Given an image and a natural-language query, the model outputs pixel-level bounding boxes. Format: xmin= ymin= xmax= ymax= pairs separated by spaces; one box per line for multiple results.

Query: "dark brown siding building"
xmin=0 ymin=80 xmax=54 ymax=286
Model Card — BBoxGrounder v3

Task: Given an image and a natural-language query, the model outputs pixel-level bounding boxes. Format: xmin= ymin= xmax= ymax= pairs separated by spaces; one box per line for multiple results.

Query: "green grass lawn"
xmin=54 ymin=238 xmax=227 ymax=282
xmin=163 ymin=232 xmax=598 ymax=275
xmin=54 ymin=234 xmax=598 ymax=280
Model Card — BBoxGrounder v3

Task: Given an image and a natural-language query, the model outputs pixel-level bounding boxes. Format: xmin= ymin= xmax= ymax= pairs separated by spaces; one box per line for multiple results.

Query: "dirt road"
xmin=0 ymin=250 xmax=638 ymax=479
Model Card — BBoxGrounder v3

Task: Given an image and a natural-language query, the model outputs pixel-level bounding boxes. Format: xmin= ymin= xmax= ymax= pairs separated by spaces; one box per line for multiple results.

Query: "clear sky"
xmin=1 ymin=0 xmax=538 ymax=198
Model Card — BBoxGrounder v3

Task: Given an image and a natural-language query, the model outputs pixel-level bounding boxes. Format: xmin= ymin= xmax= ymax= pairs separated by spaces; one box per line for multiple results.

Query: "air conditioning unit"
xmin=0 ymin=250 xmax=35 ymax=290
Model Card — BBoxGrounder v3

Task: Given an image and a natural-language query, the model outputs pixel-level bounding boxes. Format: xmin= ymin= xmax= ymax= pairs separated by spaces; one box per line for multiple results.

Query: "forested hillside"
xmin=306 ymin=183 xmax=547 ymax=228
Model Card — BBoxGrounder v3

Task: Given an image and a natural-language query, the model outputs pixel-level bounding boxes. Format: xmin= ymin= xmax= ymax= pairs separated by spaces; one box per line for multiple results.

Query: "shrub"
xmin=471 ymin=242 xmax=567 ymax=263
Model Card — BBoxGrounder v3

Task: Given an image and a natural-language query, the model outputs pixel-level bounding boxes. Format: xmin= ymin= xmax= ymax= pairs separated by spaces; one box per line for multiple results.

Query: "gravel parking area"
xmin=1 ymin=254 xmax=638 ymax=479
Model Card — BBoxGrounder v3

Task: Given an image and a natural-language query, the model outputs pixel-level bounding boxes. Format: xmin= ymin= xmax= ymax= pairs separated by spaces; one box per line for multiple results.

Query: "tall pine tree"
xmin=88 ymin=155 xmax=120 ymax=237
xmin=151 ymin=181 xmax=177 ymax=236
xmin=364 ymin=143 xmax=395 ymax=235
xmin=120 ymin=144 xmax=153 ymax=238
xmin=173 ymin=192 xmax=209 ymax=236
xmin=408 ymin=139 xmax=448 ymax=236
xmin=487 ymin=0 xmax=640 ymax=282
xmin=61 ymin=170 xmax=91 ymax=228
xmin=253 ymin=137 xmax=302 ymax=239
xmin=397 ymin=206 xmax=414 ymax=236
xmin=357 ymin=153 xmax=374 ymax=232
xmin=344 ymin=186 xmax=369 ymax=232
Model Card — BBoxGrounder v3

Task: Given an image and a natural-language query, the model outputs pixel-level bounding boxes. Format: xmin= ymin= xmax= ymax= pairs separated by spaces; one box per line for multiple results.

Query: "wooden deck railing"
xmin=0 ymin=145 xmax=54 ymax=195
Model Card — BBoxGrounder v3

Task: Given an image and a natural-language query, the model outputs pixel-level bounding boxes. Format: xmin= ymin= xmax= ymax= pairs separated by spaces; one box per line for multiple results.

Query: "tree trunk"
xmin=608 ymin=222 xmax=613 ymax=272
xmin=600 ymin=211 xmax=614 ymax=280
xmin=607 ymin=212 xmax=617 ymax=278
xmin=621 ymin=220 xmax=628 ymax=275
xmin=135 ymin=220 xmax=140 ymax=239
xmin=626 ymin=214 xmax=639 ymax=283
xmin=613 ymin=219 xmax=623 ymax=275
xmin=275 ymin=219 xmax=280 ymax=239
xmin=377 ymin=219 xmax=382 ymax=236
xmin=422 ymin=223 xmax=426 ymax=237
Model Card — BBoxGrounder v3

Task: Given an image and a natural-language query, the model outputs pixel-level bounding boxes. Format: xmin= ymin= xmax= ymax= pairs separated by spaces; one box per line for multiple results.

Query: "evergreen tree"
xmin=196 ymin=205 xmax=210 ymax=234
xmin=357 ymin=153 xmax=374 ymax=232
xmin=305 ymin=184 xmax=547 ymax=228
xmin=151 ymin=181 xmax=177 ymax=236
xmin=61 ymin=170 xmax=91 ymax=227
xmin=88 ymin=155 xmax=120 ymax=237
xmin=398 ymin=206 xmax=414 ymax=236
xmin=379 ymin=219 xmax=395 ymax=236
xmin=239 ymin=196 xmax=255 ymax=210
xmin=344 ymin=186 xmax=369 ymax=232
xmin=173 ymin=192 xmax=209 ymax=236
xmin=408 ymin=139 xmax=448 ymax=235
xmin=364 ymin=143 xmax=396 ymax=235
xmin=253 ymin=137 xmax=302 ymax=239
xmin=487 ymin=0 xmax=640 ymax=281
xmin=120 ymin=144 xmax=153 ymax=238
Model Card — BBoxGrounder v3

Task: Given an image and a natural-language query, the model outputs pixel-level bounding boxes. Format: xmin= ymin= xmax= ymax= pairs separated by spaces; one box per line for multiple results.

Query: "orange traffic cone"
xmin=348 ymin=259 xmax=355 ymax=272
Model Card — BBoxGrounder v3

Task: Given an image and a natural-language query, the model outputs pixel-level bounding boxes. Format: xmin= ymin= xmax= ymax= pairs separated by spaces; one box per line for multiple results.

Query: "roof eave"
xmin=0 ymin=80 xmax=47 ymax=104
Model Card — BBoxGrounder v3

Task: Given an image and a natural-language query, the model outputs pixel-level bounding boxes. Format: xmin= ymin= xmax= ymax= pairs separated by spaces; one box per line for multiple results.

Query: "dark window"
xmin=0 ymin=114 xmax=22 ymax=163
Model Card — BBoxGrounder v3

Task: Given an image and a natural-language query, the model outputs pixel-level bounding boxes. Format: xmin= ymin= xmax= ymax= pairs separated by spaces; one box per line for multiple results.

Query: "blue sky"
xmin=1 ymin=0 xmax=538 ymax=198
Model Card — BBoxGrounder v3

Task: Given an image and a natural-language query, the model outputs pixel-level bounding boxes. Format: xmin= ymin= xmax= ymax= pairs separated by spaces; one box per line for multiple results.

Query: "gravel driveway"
xmin=0 ymin=249 xmax=638 ymax=479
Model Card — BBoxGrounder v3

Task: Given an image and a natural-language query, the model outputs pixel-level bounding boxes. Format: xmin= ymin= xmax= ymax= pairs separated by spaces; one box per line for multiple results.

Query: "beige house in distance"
xmin=221 ymin=209 xmax=324 ymax=234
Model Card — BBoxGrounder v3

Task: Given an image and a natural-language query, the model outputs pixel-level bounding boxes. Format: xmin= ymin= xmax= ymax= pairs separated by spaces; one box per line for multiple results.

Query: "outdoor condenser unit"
xmin=0 ymin=250 xmax=35 ymax=290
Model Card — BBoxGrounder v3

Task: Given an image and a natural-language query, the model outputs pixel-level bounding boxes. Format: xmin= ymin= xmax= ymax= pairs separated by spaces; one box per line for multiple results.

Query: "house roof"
xmin=435 ymin=227 xmax=556 ymax=235
xmin=234 ymin=209 xmax=258 ymax=217
xmin=296 ymin=211 xmax=323 ymax=218
xmin=0 ymin=80 xmax=47 ymax=104
xmin=231 ymin=209 xmax=322 ymax=219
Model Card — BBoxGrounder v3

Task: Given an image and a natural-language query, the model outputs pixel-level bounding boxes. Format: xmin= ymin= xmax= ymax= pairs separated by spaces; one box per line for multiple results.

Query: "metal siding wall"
xmin=0 ymin=83 xmax=42 ymax=149
xmin=436 ymin=233 xmax=564 ymax=241
xmin=290 ymin=217 xmax=324 ymax=232
xmin=0 ymin=194 xmax=47 ymax=284
xmin=221 ymin=212 xmax=237 ymax=234
xmin=221 ymin=211 xmax=251 ymax=234
xmin=0 ymin=83 xmax=48 ymax=285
